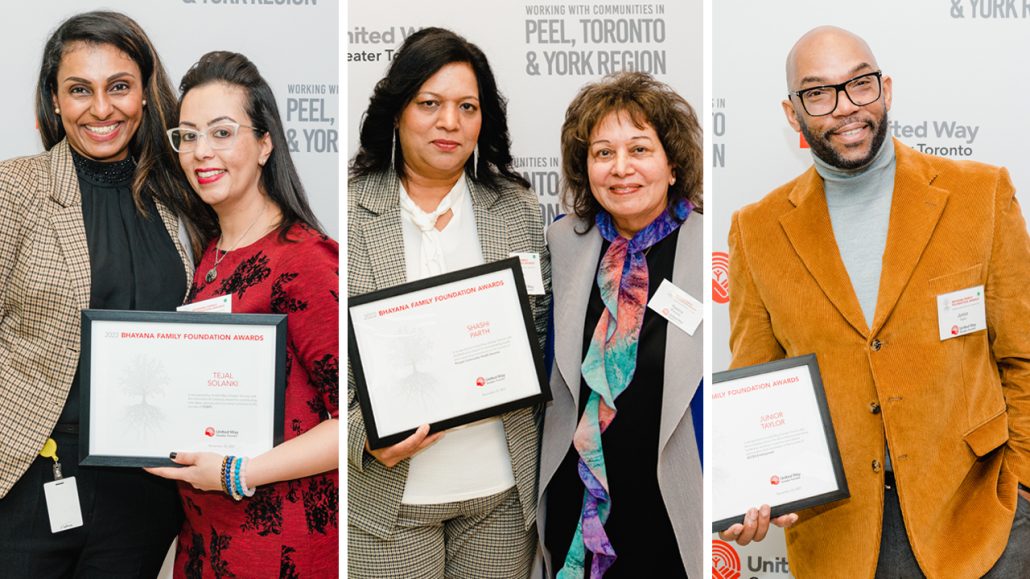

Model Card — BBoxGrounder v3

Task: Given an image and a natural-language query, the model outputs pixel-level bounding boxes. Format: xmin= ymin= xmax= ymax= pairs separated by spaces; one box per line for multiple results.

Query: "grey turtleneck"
xmin=813 ymin=137 xmax=897 ymax=327
xmin=813 ymin=137 xmax=897 ymax=471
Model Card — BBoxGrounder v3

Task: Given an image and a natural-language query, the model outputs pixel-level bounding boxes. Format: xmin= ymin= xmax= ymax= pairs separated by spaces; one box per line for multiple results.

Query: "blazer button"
xmin=872 ymin=459 xmax=882 ymax=473
xmin=869 ymin=402 xmax=881 ymax=414
xmin=871 ymin=339 xmax=883 ymax=351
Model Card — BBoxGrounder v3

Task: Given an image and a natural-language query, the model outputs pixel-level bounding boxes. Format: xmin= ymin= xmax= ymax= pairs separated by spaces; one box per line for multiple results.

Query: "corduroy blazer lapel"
xmin=870 ymin=143 xmax=949 ymax=336
xmin=779 ymin=168 xmax=870 ymax=337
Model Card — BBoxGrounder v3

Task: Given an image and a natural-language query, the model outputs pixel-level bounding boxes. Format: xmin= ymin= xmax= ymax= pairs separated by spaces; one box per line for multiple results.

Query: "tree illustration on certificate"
xmin=121 ymin=354 xmax=168 ymax=440
xmin=388 ymin=326 xmax=440 ymax=411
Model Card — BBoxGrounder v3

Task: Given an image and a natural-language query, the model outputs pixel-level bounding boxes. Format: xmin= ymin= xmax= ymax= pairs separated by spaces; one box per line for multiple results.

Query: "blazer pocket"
xmin=928 ymin=263 xmax=983 ymax=295
xmin=963 ymin=410 xmax=1009 ymax=457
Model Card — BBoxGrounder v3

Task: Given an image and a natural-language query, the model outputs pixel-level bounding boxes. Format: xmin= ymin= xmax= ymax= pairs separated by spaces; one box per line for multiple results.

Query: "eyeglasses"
xmin=166 ymin=122 xmax=261 ymax=153
xmin=790 ymin=71 xmax=883 ymax=117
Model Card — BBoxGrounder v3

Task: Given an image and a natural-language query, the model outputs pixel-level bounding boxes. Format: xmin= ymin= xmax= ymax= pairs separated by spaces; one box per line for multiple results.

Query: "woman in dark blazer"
xmin=348 ymin=27 xmax=549 ymax=579
xmin=0 ymin=11 xmax=208 ymax=577
xmin=537 ymin=72 xmax=703 ymax=578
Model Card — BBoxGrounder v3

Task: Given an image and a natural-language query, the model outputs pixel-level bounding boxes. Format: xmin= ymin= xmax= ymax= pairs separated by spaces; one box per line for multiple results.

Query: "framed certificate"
xmin=79 ymin=310 xmax=287 ymax=467
xmin=349 ymin=257 xmax=550 ymax=450
xmin=712 ymin=354 xmax=849 ymax=532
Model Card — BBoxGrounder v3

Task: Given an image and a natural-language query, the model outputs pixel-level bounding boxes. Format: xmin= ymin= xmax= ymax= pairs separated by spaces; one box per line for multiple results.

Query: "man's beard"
xmin=799 ymin=109 xmax=889 ymax=171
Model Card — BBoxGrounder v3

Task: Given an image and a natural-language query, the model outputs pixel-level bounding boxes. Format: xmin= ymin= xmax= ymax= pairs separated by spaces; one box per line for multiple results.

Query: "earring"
xmin=472 ymin=144 xmax=479 ymax=180
xmin=54 ymin=108 xmax=60 ymax=115
xmin=390 ymin=129 xmax=397 ymax=170
xmin=142 ymin=99 xmax=147 ymax=106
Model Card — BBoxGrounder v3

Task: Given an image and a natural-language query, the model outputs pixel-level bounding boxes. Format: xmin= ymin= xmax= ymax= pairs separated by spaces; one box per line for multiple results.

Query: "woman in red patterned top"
xmin=147 ymin=51 xmax=339 ymax=578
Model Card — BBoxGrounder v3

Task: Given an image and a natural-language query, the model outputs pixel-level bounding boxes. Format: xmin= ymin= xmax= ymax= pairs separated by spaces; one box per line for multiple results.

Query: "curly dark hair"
xmin=36 ymin=10 xmax=212 ymax=255
xmin=560 ymin=71 xmax=702 ymax=231
xmin=177 ymin=51 xmax=324 ymax=242
xmin=349 ymin=27 xmax=529 ymax=191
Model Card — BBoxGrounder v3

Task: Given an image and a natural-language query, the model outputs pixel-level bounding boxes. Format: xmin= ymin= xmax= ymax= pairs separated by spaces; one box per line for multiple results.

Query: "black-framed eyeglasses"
xmin=790 ymin=71 xmax=883 ymax=117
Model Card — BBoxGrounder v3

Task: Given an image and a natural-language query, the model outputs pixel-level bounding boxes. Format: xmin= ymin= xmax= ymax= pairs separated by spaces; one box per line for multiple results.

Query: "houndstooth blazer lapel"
xmin=48 ymin=140 xmax=91 ymax=311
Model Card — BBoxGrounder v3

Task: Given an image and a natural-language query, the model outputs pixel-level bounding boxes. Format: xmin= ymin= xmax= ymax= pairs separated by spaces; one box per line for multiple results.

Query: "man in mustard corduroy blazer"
xmin=722 ymin=26 xmax=1030 ymax=578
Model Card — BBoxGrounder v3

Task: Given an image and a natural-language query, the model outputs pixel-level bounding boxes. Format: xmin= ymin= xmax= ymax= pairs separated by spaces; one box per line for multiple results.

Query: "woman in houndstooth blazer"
xmin=0 ymin=11 xmax=210 ymax=577
xmin=348 ymin=28 xmax=550 ymax=579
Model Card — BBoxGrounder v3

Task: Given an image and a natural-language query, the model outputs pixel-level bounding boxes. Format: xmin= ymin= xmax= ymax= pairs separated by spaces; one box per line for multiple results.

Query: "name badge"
xmin=937 ymin=285 xmax=986 ymax=341
xmin=178 ymin=294 xmax=232 ymax=313
xmin=510 ymin=252 xmax=545 ymax=295
xmin=648 ymin=279 xmax=703 ymax=336
xmin=43 ymin=477 xmax=83 ymax=533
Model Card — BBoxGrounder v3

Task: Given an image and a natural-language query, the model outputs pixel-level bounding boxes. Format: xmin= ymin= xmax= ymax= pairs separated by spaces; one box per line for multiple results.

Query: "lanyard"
xmin=39 ymin=437 xmax=64 ymax=480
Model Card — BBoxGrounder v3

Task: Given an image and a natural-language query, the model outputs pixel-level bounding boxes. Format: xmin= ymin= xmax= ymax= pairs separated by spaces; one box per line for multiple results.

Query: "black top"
xmin=545 ymin=227 xmax=686 ymax=578
xmin=58 ymin=150 xmax=187 ymax=426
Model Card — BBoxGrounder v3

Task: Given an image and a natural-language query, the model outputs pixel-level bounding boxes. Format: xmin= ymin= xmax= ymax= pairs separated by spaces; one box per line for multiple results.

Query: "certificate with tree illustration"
xmin=80 ymin=310 xmax=287 ymax=467
xmin=349 ymin=258 xmax=550 ymax=450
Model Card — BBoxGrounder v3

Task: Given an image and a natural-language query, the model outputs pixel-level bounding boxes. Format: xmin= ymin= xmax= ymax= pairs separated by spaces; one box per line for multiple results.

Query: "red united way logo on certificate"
xmin=475 ymin=377 xmax=486 ymax=387
xmin=770 ymin=475 xmax=781 ymax=485
xmin=204 ymin=426 xmax=216 ymax=437
xmin=713 ymin=539 xmax=742 ymax=579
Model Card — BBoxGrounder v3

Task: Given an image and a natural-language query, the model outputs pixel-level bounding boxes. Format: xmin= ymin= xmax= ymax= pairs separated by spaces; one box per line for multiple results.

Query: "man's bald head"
xmin=785 ymin=26 xmax=879 ymax=91
xmin=780 ymin=26 xmax=892 ymax=171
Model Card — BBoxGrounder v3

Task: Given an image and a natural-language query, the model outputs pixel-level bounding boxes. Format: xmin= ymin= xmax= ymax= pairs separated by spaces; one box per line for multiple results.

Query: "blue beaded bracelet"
xmin=232 ymin=456 xmax=245 ymax=499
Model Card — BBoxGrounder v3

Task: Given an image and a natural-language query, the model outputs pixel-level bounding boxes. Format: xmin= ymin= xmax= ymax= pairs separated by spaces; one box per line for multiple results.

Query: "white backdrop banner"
xmin=713 ymin=1 xmax=1030 ymax=577
xmin=348 ymin=0 xmax=701 ymax=228
xmin=2 ymin=1 xmax=339 ymax=238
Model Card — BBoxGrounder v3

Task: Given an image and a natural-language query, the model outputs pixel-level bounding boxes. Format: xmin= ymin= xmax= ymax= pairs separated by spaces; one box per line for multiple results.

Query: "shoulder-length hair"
xmin=35 ymin=10 xmax=211 ymax=254
xmin=560 ymin=71 xmax=703 ymax=231
xmin=349 ymin=27 xmax=529 ymax=191
xmin=177 ymin=51 xmax=324 ymax=241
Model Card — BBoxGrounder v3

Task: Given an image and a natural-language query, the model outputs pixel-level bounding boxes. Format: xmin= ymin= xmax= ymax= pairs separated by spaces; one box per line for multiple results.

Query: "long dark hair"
xmin=349 ymin=27 xmax=529 ymax=191
xmin=36 ymin=10 xmax=211 ymax=254
xmin=560 ymin=71 xmax=703 ymax=231
xmin=178 ymin=51 xmax=324 ymax=241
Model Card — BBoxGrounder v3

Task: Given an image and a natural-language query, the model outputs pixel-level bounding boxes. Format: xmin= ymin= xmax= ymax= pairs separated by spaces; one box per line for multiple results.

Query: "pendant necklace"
xmin=205 ymin=205 xmax=266 ymax=284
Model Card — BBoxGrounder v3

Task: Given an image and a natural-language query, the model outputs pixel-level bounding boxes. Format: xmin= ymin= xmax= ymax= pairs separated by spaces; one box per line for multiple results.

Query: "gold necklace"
xmin=205 ymin=206 xmax=266 ymax=284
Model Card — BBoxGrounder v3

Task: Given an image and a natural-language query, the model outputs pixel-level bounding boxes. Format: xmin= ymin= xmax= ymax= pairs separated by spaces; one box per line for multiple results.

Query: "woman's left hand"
xmin=145 ymin=452 xmax=227 ymax=492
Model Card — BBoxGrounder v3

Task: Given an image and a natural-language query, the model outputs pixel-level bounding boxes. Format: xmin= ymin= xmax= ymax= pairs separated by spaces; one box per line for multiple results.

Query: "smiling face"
xmin=52 ymin=42 xmax=144 ymax=161
xmin=177 ymin=82 xmax=272 ymax=214
xmin=397 ymin=61 xmax=482 ymax=183
xmin=587 ymin=111 xmax=675 ymax=238
xmin=782 ymin=27 xmax=893 ymax=171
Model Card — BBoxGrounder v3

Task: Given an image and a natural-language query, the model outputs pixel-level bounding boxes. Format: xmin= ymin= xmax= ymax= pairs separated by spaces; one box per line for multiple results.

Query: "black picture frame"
xmin=712 ymin=354 xmax=850 ymax=532
xmin=348 ymin=257 xmax=550 ymax=450
xmin=79 ymin=310 xmax=287 ymax=467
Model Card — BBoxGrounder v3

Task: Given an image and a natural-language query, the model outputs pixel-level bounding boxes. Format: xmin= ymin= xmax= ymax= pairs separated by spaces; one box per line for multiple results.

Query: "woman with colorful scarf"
xmin=537 ymin=71 xmax=704 ymax=578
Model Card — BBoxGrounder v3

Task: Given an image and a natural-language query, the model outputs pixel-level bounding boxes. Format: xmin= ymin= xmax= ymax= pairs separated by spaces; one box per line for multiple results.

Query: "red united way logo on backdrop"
xmin=713 ymin=539 xmax=742 ymax=579
xmin=713 ymin=252 xmax=730 ymax=304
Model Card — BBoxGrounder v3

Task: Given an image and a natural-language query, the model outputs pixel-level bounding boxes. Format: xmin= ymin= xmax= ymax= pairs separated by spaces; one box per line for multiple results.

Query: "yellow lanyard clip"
xmin=39 ymin=437 xmax=63 ymax=480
